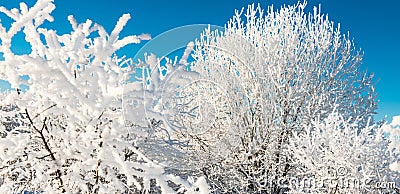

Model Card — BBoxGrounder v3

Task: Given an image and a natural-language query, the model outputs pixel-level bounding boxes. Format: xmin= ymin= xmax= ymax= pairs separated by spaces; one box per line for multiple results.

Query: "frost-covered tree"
xmin=154 ymin=2 xmax=399 ymax=193
xmin=0 ymin=0 xmax=208 ymax=193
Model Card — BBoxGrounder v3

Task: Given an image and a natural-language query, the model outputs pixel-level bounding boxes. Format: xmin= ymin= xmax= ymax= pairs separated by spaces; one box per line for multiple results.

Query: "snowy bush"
xmin=289 ymin=112 xmax=399 ymax=193
xmin=382 ymin=116 xmax=400 ymax=173
xmin=0 ymin=0 xmax=207 ymax=193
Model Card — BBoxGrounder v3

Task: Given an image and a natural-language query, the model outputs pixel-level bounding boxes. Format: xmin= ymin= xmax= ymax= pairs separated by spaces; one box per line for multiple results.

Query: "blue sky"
xmin=0 ymin=0 xmax=399 ymax=120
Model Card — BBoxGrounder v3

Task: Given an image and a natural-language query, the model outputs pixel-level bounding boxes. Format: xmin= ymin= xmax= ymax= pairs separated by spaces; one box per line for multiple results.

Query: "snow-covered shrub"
xmin=0 ymin=0 xmax=207 ymax=193
xmin=382 ymin=116 xmax=400 ymax=173
xmin=289 ymin=111 xmax=399 ymax=193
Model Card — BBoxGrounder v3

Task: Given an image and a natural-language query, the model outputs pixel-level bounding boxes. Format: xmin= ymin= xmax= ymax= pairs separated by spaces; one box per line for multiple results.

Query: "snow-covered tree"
xmin=0 ymin=0 xmax=208 ymax=193
xmin=155 ymin=2 xmax=399 ymax=193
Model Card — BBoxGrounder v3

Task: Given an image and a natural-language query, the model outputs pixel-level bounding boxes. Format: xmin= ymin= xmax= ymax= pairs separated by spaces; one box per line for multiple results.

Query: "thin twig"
xmin=32 ymin=104 xmax=57 ymax=120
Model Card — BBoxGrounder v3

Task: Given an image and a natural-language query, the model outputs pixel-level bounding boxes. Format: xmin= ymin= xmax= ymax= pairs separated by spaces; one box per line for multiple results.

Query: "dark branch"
xmin=24 ymin=108 xmax=65 ymax=192
xmin=32 ymin=104 xmax=57 ymax=120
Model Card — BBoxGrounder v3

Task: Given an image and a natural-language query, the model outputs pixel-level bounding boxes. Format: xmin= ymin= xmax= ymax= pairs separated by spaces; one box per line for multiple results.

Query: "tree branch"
xmin=32 ymin=104 xmax=57 ymax=120
xmin=25 ymin=108 xmax=66 ymax=192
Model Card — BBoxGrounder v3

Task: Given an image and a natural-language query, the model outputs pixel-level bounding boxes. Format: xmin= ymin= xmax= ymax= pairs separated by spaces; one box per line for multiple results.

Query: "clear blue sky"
xmin=0 ymin=0 xmax=399 ymax=120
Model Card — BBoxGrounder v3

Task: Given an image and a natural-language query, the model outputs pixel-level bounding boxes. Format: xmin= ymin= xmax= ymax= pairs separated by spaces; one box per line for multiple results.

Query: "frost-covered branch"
xmin=24 ymin=108 xmax=65 ymax=192
xmin=0 ymin=1 xmax=208 ymax=193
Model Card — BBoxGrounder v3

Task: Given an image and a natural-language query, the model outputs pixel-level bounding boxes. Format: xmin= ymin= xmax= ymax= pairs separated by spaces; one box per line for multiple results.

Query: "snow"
xmin=391 ymin=115 xmax=400 ymax=126
xmin=390 ymin=162 xmax=400 ymax=173
xmin=179 ymin=41 xmax=194 ymax=65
